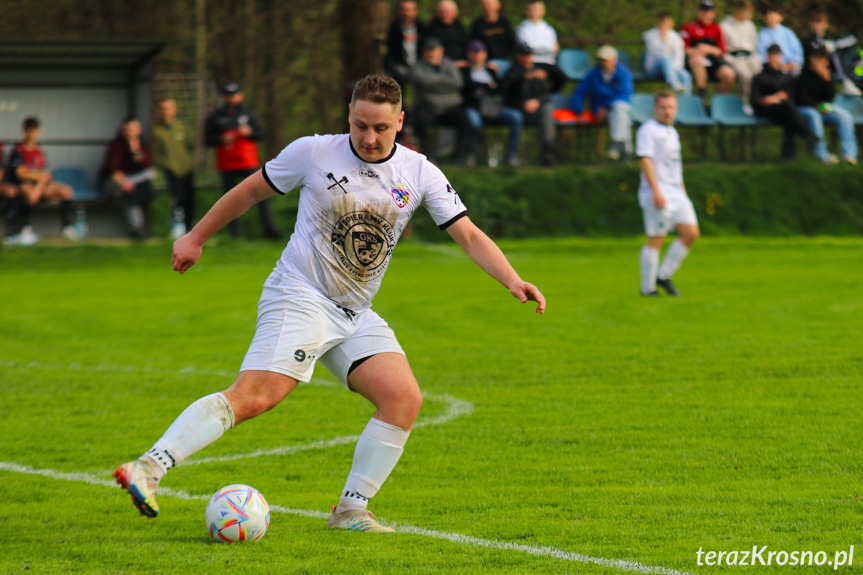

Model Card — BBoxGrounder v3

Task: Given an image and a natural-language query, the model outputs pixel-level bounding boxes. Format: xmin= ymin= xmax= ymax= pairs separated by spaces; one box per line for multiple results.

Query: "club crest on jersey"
xmin=390 ymin=185 xmax=409 ymax=208
xmin=331 ymin=211 xmax=396 ymax=282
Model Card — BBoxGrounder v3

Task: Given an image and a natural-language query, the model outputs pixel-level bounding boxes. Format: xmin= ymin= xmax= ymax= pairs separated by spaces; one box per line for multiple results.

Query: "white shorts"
xmin=240 ymin=284 xmax=404 ymax=386
xmin=641 ymin=191 xmax=698 ymax=237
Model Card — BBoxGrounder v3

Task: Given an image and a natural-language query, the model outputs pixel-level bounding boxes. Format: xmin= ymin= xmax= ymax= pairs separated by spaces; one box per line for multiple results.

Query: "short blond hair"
xmin=351 ymin=75 xmax=402 ymax=110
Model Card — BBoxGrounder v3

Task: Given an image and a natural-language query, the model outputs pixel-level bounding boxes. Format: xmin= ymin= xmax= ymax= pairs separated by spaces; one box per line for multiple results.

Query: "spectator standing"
xmin=751 ymin=45 xmax=816 ymax=160
xmin=385 ymin=1 xmax=428 ymax=87
xmin=570 ymin=45 xmax=634 ymax=161
xmin=515 ymin=1 xmax=566 ymax=92
xmin=720 ymin=0 xmax=762 ymax=115
xmin=756 ymin=5 xmax=803 ymax=76
xmin=462 ymin=40 xmax=524 ymax=166
xmin=680 ymin=0 xmax=737 ymax=102
xmin=643 ymin=12 xmax=692 ymax=95
xmin=504 ymin=43 xmax=556 ymax=167
xmin=802 ymin=10 xmax=862 ymax=97
xmin=427 ymin=1 xmax=469 ymax=66
xmin=205 ymin=83 xmax=281 ymax=239
xmin=411 ymin=37 xmax=474 ymax=164
xmin=100 ymin=117 xmax=157 ymax=240
xmin=2 ymin=117 xmax=76 ymax=244
xmin=796 ymin=48 xmax=858 ymax=165
xmin=470 ymin=0 xmax=517 ymax=61
xmin=636 ymin=91 xmax=699 ymax=298
xmin=152 ymin=98 xmax=196 ymax=239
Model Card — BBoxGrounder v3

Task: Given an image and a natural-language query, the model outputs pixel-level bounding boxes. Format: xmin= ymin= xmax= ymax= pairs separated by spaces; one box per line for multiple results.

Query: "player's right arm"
xmin=638 ymin=156 xmax=666 ymax=209
xmin=172 ymin=170 xmax=275 ymax=274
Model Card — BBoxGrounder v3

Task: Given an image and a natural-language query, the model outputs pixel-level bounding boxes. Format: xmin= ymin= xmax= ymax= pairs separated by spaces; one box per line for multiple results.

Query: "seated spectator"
xmin=2 ymin=116 xmax=76 ymax=245
xmin=796 ymin=47 xmax=858 ymax=165
xmin=720 ymin=0 xmax=763 ymax=115
xmin=427 ymin=0 xmax=468 ymax=67
xmin=802 ymin=9 xmax=862 ymax=97
xmin=757 ymin=5 xmax=803 ymax=76
xmin=643 ymin=12 xmax=692 ymax=95
xmin=410 ymin=37 xmax=474 ymax=164
xmin=0 ymin=143 xmax=18 ymax=199
xmin=751 ymin=44 xmax=816 ymax=160
xmin=570 ymin=45 xmax=634 ymax=161
xmin=385 ymin=0 xmax=428 ymax=87
xmin=462 ymin=39 xmax=524 ymax=167
xmin=470 ymin=0 xmax=516 ymax=61
xmin=504 ymin=43 xmax=556 ymax=167
xmin=100 ymin=117 xmax=157 ymax=240
xmin=152 ymin=98 xmax=196 ymax=240
xmin=680 ymin=0 xmax=737 ymax=102
xmin=515 ymin=0 xmax=566 ymax=92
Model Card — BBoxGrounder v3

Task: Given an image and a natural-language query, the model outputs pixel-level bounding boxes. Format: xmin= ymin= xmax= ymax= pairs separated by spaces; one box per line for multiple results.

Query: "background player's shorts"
xmin=240 ymin=284 xmax=404 ymax=386
xmin=641 ymin=190 xmax=698 ymax=237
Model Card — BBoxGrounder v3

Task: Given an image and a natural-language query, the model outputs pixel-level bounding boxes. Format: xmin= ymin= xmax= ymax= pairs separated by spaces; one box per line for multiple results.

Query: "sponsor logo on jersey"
xmin=359 ymin=168 xmax=380 ymax=179
xmin=390 ymin=184 xmax=409 ymax=208
xmin=331 ymin=211 xmax=396 ymax=282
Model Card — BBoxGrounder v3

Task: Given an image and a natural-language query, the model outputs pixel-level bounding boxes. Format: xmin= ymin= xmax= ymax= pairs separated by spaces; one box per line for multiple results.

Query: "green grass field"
xmin=2 ymin=236 xmax=862 ymax=574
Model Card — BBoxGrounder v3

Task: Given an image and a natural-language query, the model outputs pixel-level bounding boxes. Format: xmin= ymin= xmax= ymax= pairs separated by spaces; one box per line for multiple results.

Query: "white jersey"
xmin=262 ymin=134 xmax=467 ymax=311
xmin=636 ymin=118 xmax=684 ymax=207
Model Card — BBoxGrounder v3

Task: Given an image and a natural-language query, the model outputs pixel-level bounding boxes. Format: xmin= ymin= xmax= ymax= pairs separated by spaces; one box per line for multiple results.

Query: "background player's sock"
xmin=336 ymin=418 xmax=411 ymax=512
xmin=640 ymin=246 xmax=660 ymax=293
xmin=143 ymin=392 xmax=235 ymax=479
xmin=658 ymin=239 xmax=690 ymax=280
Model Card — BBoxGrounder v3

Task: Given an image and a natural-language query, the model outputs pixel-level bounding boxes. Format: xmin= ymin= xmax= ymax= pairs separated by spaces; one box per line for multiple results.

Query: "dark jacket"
xmin=204 ymin=103 xmax=265 ymax=172
xmin=751 ymin=65 xmax=796 ymax=108
xmin=460 ymin=65 xmax=504 ymax=109
xmin=469 ymin=15 xmax=516 ymax=60
xmin=503 ymin=63 xmax=551 ymax=110
xmin=385 ymin=18 xmax=428 ymax=70
xmin=796 ymin=66 xmax=836 ymax=108
xmin=427 ymin=18 xmax=468 ymax=62
xmin=100 ymin=135 xmax=152 ymax=180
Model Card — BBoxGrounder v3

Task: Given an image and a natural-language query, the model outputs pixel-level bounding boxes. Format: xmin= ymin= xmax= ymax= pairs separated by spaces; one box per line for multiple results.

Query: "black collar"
xmin=349 ymin=138 xmax=398 ymax=164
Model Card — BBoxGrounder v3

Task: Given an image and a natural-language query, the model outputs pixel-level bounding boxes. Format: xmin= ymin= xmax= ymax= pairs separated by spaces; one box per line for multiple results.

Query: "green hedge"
xmin=408 ymin=162 xmax=863 ymax=240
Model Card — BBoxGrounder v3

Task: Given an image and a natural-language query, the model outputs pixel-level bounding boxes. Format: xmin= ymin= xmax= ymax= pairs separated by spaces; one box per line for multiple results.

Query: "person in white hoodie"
xmin=720 ymin=0 xmax=762 ymax=114
xmin=643 ymin=12 xmax=692 ymax=95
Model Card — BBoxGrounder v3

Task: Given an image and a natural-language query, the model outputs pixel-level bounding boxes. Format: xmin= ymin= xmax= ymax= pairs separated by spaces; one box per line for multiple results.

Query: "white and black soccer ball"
xmin=205 ymin=484 xmax=270 ymax=542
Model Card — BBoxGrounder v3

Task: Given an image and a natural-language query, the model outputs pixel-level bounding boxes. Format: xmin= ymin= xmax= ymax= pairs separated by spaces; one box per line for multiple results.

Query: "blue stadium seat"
xmin=490 ymin=58 xmax=511 ymax=77
xmin=557 ymin=48 xmax=592 ymax=81
xmin=52 ymin=167 xmax=102 ymax=202
xmin=631 ymin=93 xmax=655 ymax=124
xmin=710 ymin=94 xmax=766 ymax=126
xmin=834 ymin=94 xmax=863 ymax=125
xmin=674 ymin=95 xmax=715 ymax=126
xmin=617 ymin=51 xmax=647 ymax=82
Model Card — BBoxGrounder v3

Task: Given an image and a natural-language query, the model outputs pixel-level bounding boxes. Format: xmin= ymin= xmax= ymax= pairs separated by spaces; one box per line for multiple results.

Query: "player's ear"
xmin=396 ymin=110 xmax=405 ymax=132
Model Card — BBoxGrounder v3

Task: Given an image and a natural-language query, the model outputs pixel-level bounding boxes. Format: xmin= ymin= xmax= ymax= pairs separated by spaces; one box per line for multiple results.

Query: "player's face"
xmin=654 ymin=96 xmax=678 ymax=125
xmin=698 ymin=9 xmax=715 ymax=25
xmin=810 ymin=19 xmax=828 ymax=36
xmin=765 ymin=11 xmax=781 ymax=27
xmin=349 ymin=99 xmax=404 ymax=163
xmin=767 ymin=51 xmax=783 ymax=70
xmin=158 ymin=100 xmax=177 ymax=123
xmin=526 ymin=3 xmax=545 ymax=21
xmin=399 ymin=1 xmax=417 ymax=23
xmin=122 ymin=120 xmax=142 ymax=140
xmin=23 ymin=127 xmax=40 ymax=143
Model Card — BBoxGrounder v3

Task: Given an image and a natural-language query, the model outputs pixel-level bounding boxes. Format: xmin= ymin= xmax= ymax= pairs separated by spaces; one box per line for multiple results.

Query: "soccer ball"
xmin=205 ymin=484 xmax=270 ymax=542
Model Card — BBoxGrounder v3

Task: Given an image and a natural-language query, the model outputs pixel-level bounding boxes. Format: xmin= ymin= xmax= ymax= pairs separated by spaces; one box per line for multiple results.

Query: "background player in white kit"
xmin=114 ymin=75 xmax=546 ymax=533
xmin=636 ymin=90 xmax=700 ymax=296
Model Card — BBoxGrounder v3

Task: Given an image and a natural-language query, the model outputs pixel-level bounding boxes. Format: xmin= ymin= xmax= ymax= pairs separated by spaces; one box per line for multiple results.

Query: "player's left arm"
xmin=446 ymin=216 xmax=546 ymax=314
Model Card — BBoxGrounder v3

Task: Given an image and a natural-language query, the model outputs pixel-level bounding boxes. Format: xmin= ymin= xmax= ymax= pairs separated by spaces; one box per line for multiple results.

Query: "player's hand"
xmin=172 ymin=233 xmax=203 ymax=274
xmin=653 ymin=192 xmax=666 ymax=209
xmin=509 ymin=280 xmax=546 ymax=314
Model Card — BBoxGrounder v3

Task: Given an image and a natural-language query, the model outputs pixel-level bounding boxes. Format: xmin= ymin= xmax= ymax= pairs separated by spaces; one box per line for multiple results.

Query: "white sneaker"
xmin=841 ymin=79 xmax=862 ymax=97
xmin=327 ymin=506 xmax=394 ymax=533
xmin=19 ymin=225 xmax=39 ymax=246
xmin=607 ymin=143 xmax=621 ymax=161
xmin=820 ymin=154 xmax=840 ymax=165
xmin=2 ymin=234 xmax=21 ymax=246
xmin=843 ymin=155 xmax=858 ymax=165
xmin=742 ymin=103 xmax=754 ymax=116
xmin=62 ymin=225 xmax=81 ymax=241
xmin=114 ymin=459 xmax=161 ymax=518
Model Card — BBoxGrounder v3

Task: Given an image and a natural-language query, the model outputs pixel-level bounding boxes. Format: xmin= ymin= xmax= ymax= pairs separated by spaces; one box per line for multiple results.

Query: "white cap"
xmin=596 ymin=45 xmax=618 ymax=61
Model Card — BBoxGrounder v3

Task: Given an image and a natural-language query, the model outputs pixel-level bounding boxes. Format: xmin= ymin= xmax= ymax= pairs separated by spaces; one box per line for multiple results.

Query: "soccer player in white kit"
xmin=636 ymin=90 xmax=700 ymax=296
xmin=114 ymin=75 xmax=546 ymax=533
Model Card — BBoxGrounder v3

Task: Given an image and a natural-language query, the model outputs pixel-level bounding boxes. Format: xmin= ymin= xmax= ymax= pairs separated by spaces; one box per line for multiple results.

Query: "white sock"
xmin=143 ymin=392 xmax=235 ymax=479
xmin=658 ymin=239 xmax=690 ymax=280
xmin=640 ymin=246 xmax=660 ymax=294
xmin=336 ymin=418 xmax=411 ymax=512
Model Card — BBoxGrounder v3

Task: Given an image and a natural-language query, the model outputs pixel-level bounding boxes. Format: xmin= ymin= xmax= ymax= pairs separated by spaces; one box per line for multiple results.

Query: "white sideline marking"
xmin=0 ymin=461 xmax=695 ymax=575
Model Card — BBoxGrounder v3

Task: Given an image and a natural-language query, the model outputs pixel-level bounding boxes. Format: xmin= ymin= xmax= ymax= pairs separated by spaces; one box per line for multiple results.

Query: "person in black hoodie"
xmin=796 ymin=47 xmax=858 ymax=165
xmin=427 ymin=1 xmax=469 ymax=66
xmin=751 ymin=44 xmax=816 ymax=160
xmin=385 ymin=1 xmax=428 ymax=87
xmin=503 ymin=43 xmax=556 ymax=167
xmin=462 ymin=40 xmax=524 ymax=166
